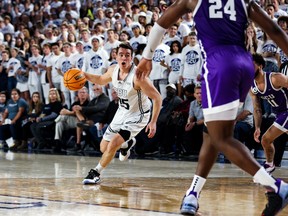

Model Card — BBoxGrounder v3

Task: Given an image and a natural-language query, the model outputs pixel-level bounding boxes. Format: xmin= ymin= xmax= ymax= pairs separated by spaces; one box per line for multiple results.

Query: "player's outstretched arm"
xmin=136 ymin=0 xmax=195 ymax=79
xmin=249 ymin=1 xmax=288 ymax=56
xmin=134 ymin=77 xmax=162 ymax=138
xmin=83 ymin=66 xmax=113 ymax=86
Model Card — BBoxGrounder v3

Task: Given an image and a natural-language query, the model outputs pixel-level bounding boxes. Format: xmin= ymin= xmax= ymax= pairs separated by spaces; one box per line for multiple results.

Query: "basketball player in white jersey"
xmin=82 ymin=43 xmax=162 ymax=184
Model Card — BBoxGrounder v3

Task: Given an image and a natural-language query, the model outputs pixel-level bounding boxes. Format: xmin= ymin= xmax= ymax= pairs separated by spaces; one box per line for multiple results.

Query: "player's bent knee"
xmin=261 ymin=135 xmax=273 ymax=147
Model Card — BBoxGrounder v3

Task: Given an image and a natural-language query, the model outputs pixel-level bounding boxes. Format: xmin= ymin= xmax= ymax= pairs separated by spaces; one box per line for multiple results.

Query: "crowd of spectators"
xmin=0 ymin=0 xmax=287 ymax=165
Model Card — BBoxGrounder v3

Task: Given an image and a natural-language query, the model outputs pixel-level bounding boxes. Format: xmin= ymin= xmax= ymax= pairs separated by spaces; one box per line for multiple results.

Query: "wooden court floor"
xmin=0 ymin=152 xmax=287 ymax=216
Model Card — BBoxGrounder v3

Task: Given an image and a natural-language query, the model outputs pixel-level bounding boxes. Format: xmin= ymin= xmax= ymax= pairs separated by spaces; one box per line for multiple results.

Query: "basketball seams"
xmin=63 ymin=68 xmax=87 ymax=91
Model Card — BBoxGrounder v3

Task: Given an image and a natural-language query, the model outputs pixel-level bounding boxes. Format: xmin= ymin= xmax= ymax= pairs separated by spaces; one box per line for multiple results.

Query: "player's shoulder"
xmin=271 ymin=72 xmax=285 ymax=80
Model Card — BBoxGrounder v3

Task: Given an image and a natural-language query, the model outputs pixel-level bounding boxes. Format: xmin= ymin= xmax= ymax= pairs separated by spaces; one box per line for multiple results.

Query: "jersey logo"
xmin=77 ymin=57 xmax=84 ymax=69
xmin=61 ymin=61 xmax=72 ymax=73
xmin=153 ymin=49 xmax=166 ymax=62
xmin=262 ymin=44 xmax=278 ymax=53
xmin=171 ymin=58 xmax=181 ymax=71
xmin=186 ymin=51 xmax=200 ymax=65
xmin=31 ymin=61 xmax=37 ymax=66
xmin=84 ymin=45 xmax=92 ymax=52
xmin=251 ymin=87 xmax=258 ymax=94
xmin=115 ymin=88 xmax=128 ymax=97
xmin=131 ymin=42 xmax=139 ymax=50
xmin=90 ymin=55 xmax=103 ymax=69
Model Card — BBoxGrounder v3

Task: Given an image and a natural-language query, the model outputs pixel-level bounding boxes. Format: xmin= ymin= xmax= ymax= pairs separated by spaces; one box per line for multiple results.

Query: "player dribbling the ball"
xmin=82 ymin=43 xmax=162 ymax=184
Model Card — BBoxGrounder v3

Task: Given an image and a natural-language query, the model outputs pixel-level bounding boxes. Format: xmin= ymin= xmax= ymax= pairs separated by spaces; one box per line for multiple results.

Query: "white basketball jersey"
xmin=112 ymin=64 xmax=151 ymax=115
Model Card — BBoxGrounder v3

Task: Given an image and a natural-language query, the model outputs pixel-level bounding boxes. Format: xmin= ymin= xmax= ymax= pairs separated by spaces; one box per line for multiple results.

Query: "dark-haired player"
xmin=82 ymin=43 xmax=162 ymax=184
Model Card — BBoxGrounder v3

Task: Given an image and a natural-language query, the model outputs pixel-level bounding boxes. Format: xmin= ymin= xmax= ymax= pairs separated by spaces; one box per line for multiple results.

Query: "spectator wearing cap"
xmin=114 ymin=13 xmax=121 ymax=21
xmin=103 ymin=29 xmax=121 ymax=55
xmin=56 ymin=42 xmax=76 ymax=108
xmin=72 ymin=41 xmax=86 ymax=71
xmin=46 ymin=42 xmax=64 ymax=90
xmin=137 ymin=11 xmax=147 ymax=28
xmin=80 ymin=28 xmax=92 ymax=52
xmin=129 ymin=22 xmax=147 ymax=52
xmin=39 ymin=43 xmax=53 ymax=104
xmin=159 ymin=1 xmax=168 ymax=16
xmin=7 ymin=48 xmax=21 ymax=93
xmin=1 ymin=15 xmax=15 ymax=36
xmin=27 ymin=44 xmax=43 ymax=98
xmin=105 ymin=8 xmax=116 ymax=24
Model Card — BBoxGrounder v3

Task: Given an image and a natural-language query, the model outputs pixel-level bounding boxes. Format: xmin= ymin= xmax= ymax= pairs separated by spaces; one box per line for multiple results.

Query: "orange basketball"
xmin=63 ymin=68 xmax=87 ymax=91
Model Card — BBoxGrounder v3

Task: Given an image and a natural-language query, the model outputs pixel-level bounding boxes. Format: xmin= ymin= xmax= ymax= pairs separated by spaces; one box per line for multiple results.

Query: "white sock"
xmin=94 ymin=163 xmax=104 ymax=174
xmin=253 ymin=167 xmax=277 ymax=192
xmin=121 ymin=141 xmax=128 ymax=149
xmin=266 ymin=161 xmax=274 ymax=166
xmin=186 ymin=175 xmax=206 ymax=198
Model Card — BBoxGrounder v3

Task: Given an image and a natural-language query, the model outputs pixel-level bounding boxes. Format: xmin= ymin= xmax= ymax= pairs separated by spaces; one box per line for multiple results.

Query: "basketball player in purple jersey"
xmin=251 ymin=53 xmax=288 ymax=175
xmin=136 ymin=0 xmax=288 ymax=215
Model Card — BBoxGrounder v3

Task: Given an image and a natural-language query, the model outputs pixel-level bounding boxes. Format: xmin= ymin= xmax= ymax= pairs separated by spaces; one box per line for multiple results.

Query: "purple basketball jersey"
xmin=193 ymin=0 xmax=254 ymax=113
xmin=193 ymin=0 xmax=248 ymax=50
xmin=251 ymin=72 xmax=288 ymax=114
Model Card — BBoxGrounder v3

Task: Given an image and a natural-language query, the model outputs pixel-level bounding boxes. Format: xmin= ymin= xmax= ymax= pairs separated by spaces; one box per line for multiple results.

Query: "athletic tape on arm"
xmin=142 ymin=23 xmax=167 ymax=60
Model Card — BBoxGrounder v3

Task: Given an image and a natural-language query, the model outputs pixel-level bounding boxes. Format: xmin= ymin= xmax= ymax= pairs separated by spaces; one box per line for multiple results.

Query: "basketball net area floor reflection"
xmin=0 ymin=152 xmax=287 ymax=216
